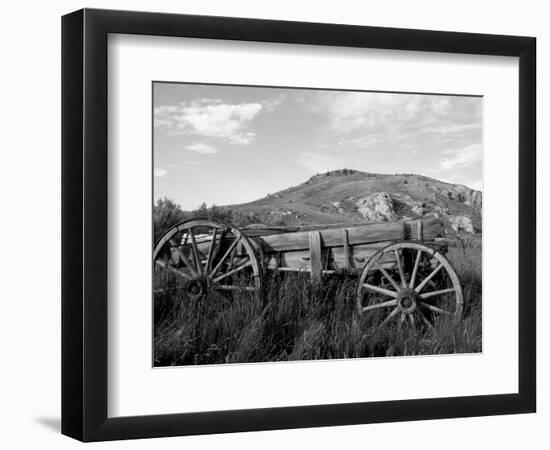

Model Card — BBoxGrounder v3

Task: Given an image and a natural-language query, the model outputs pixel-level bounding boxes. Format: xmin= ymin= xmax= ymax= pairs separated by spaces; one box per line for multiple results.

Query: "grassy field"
xmin=154 ymin=246 xmax=481 ymax=366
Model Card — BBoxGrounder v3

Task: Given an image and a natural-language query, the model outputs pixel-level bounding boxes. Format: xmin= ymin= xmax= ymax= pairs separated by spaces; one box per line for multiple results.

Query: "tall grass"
xmin=154 ymin=248 xmax=482 ymax=366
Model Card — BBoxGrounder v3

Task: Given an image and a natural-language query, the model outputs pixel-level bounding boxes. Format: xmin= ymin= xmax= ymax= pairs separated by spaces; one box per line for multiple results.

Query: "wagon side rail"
xmin=256 ymin=218 xmax=446 ymax=278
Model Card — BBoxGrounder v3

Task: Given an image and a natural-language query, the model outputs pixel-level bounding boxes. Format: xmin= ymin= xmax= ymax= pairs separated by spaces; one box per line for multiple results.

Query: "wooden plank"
xmin=190 ymin=218 xmax=445 ymax=256
xmin=417 ymin=219 xmax=423 ymax=241
xmin=342 ymin=229 xmax=351 ymax=269
xmin=264 ymin=243 xmax=393 ymax=271
xmin=257 ymin=218 xmax=444 ymax=253
xmin=263 ymin=240 xmax=448 ymax=271
xmin=309 ymin=231 xmax=322 ymax=281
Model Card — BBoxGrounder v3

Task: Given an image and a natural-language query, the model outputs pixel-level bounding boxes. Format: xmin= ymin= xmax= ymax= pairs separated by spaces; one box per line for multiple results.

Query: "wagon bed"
xmin=241 ymin=217 xmax=446 ymax=278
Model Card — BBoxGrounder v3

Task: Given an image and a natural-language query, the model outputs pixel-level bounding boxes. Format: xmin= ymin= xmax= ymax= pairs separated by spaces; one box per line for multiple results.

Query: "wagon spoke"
xmin=205 ymin=227 xmax=218 ymax=275
xmin=408 ymin=313 xmax=415 ymax=327
xmin=180 ymin=232 xmax=189 ymax=246
xmin=417 ymin=309 xmax=434 ymax=330
xmin=210 ymin=237 xmax=240 ymax=278
xmin=409 ymin=249 xmax=422 ymax=289
xmin=398 ymin=312 xmax=406 ymax=331
xmin=154 ymin=259 xmax=192 ymax=281
xmin=394 ymin=249 xmax=407 ymax=288
xmin=362 ymin=299 xmax=397 ymax=312
xmin=213 ymin=260 xmax=252 ymax=283
xmin=414 ymin=263 xmax=444 ymax=294
xmin=420 ymin=288 xmax=455 ymax=300
xmin=375 ymin=263 xmax=401 ymax=292
xmin=380 ymin=307 xmax=400 ymax=327
xmin=419 ymin=302 xmax=452 ymax=316
xmin=213 ymin=284 xmax=258 ymax=292
xmin=228 ymin=246 xmax=236 ymax=269
xmin=188 ymin=228 xmax=203 ymax=275
xmin=172 ymin=247 xmax=199 ymax=277
xmin=362 ymin=283 xmax=398 ymax=298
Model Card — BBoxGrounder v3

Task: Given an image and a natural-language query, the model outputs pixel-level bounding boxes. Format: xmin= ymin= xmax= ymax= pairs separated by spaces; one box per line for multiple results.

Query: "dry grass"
xmin=154 ymin=247 xmax=481 ymax=366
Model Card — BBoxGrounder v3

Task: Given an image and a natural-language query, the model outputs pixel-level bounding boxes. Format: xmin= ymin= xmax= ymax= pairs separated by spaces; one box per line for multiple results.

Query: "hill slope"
xmin=225 ymin=169 xmax=482 ymax=239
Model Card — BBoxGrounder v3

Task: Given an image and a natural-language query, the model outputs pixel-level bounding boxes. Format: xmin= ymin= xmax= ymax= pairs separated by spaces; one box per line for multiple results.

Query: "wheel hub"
xmin=185 ymin=278 xmax=207 ymax=300
xmin=397 ymin=288 xmax=418 ymax=313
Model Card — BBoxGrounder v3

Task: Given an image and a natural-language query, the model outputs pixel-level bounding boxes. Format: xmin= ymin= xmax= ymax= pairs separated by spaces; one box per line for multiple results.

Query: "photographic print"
xmin=152 ymin=83 xmax=482 ymax=367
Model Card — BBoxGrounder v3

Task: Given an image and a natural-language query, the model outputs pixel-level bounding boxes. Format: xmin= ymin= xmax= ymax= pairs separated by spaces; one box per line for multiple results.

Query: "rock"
xmin=461 ymin=189 xmax=482 ymax=210
xmin=448 ymin=215 xmax=475 ymax=234
xmin=330 ymin=201 xmax=345 ymax=214
xmin=434 ymin=205 xmax=450 ymax=215
xmin=411 ymin=202 xmax=426 ymax=216
xmin=355 ymin=192 xmax=397 ymax=222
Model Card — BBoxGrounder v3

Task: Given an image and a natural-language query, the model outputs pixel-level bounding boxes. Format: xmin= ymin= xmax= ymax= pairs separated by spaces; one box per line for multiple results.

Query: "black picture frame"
xmin=61 ymin=8 xmax=536 ymax=442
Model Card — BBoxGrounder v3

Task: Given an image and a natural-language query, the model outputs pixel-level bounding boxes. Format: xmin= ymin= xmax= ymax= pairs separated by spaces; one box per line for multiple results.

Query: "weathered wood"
xmin=263 ymin=242 xmax=395 ymax=271
xmin=342 ymin=228 xmax=351 ymax=269
xmin=309 ymin=231 xmax=322 ymax=280
xmin=192 ymin=218 xmax=445 ymax=256
xmin=414 ymin=263 xmax=444 ymax=293
xmin=417 ymin=219 xmax=424 ymax=241
xmin=420 ymin=287 xmax=456 ymax=300
xmin=356 ymin=241 xmax=464 ymax=325
xmin=256 ymin=218 xmax=444 ymax=253
xmin=205 ymin=228 xmax=218 ymax=273
xmin=188 ymin=228 xmax=203 ymax=275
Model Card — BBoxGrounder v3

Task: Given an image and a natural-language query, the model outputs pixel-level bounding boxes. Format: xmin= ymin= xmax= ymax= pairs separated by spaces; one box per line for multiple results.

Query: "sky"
xmin=153 ymin=83 xmax=482 ymax=210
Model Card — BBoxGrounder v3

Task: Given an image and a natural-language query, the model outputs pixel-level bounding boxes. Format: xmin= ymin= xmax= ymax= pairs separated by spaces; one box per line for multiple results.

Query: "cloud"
xmin=439 ymin=144 xmax=482 ymax=170
xmin=263 ymin=95 xmax=286 ymax=111
xmin=154 ymin=168 xmax=167 ymax=178
xmin=154 ymin=98 xmax=263 ymax=145
xmin=309 ymin=92 xmax=481 ymax=144
xmin=433 ymin=122 xmax=481 ymax=134
xmin=185 ymin=143 xmax=217 ymax=154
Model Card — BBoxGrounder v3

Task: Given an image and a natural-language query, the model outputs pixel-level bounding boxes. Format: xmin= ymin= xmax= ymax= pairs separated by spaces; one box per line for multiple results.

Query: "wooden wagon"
xmin=153 ymin=217 xmax=463 ymax=329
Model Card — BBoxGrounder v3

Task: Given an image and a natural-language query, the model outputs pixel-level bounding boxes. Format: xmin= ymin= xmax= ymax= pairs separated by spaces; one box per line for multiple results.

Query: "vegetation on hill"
xmin=154 ymin=170 xmax=482 ymax=246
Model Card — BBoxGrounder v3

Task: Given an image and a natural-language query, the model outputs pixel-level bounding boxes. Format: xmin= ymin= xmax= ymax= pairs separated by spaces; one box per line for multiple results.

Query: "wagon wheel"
xmin=356 ymin=242 xmax=463 ymax=330
xmin=153 ymin=218 xmax=262 ymax=300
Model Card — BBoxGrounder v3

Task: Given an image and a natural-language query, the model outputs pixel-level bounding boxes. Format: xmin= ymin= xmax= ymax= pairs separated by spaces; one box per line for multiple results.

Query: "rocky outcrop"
xmin=448 ymin=215 xmax=475 ymax=234
xmin=437 ymin=186 xmax=482 ymax=211
xmin=232 ymin=171 xmax=482 ymax=237
xmin=355 ymin=192 xmax=397 ymax=222
xmin=460 ymin=189 xmax=482 ymax=210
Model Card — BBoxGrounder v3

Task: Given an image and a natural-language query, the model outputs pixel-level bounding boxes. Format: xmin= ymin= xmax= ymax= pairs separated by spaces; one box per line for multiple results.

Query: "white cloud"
xmin=433 ymin=122 xmax=482 ymax=134
xmin=154 ymin=168 xmax=167 ymax=178
xmin=263 ymin=95 xmax=286 ymax=111
xmin=185 ymin=143 xmax=217 ymax=154
xmin=310 ymin=92 xmax=481 ymax=141
xmin=439 ymin=144 xmax=482 ymax=170
xmin=154 ymin=99 xmax=263 ymax=145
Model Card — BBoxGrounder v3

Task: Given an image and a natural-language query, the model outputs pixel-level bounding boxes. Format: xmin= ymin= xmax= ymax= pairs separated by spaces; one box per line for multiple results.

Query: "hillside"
xmin=224 ymin=169 xmax=482 ymax=240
